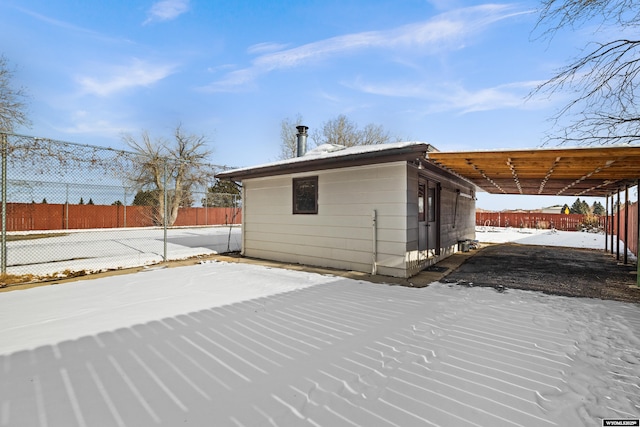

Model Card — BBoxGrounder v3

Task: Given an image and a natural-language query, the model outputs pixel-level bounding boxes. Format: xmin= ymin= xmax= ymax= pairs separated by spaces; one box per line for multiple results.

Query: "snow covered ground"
xmin=476 ymin=225 xmax=637 ymax=261
xmin=0 ymin=228 xmax=638 ymax=426
xmin=476 ymin=225 xmax=606 ymax=249
xmin=7 ymin=226 xmax=242 ymax=276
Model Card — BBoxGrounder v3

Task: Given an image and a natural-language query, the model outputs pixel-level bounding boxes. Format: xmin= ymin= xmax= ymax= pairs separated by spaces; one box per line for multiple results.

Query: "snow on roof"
xmin=431 ymin=143 xmax=640 ymax=154
xmin=218 ymin=141 xmax=432 ymax=177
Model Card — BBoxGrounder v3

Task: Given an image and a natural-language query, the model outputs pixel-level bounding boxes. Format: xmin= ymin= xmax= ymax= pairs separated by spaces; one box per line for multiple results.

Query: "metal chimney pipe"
xmin=296 ymin=125 xmax=308 ymax=157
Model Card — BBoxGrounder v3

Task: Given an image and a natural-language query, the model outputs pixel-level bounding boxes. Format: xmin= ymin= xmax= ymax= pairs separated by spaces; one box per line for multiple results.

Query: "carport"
xmin=427 ymin=145 xmax=640 ymax=287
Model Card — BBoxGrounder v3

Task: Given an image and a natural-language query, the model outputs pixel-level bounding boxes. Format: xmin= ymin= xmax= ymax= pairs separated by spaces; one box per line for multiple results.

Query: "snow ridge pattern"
xmin=1 ymin=266 xmax=638 ymax=426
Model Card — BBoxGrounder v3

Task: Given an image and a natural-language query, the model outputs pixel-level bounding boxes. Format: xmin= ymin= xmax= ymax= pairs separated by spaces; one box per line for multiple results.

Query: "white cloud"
xmin=426 ymin=0 xmax=462 ymax=11
xmin=204 ymin=4 xmax=529 ymax=92
xmin=48 ymin=109 xmax=133 ymax=139
xmin=348 ymin=78 xmax=547 ymax=114
xmin=58 ymin=118 xmax=128 ymax=135
xmin=206 ymin=64 xmax=237 ymax=73
xmin=144 ymin=0 xmax=190 ymax=24
xmin=202 ymin=69 xmax=258 ymax=93
xmin=247 ymin=42 xmax=291 ymax=55
xmin=77 ymin=59 xmax=177 ymax=96
xmin=15 ymin=6 xmax=130 ymax=43
xmin=448 ymin=81 xmax=543 ymax=114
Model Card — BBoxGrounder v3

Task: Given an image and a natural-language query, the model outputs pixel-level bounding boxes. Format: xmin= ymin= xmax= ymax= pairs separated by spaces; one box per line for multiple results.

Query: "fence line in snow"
xmin=475 ymin=212 xmax=603 ymax=231
xmin=0 ymin=131 xmax=241 ymax=280
xmin=476 ymin=207 xmax=638 ymax=257
xmin=610 ymin=201 xmax=638 ymax=257
xmin=5 ymin=202 xmax=241 ymax=231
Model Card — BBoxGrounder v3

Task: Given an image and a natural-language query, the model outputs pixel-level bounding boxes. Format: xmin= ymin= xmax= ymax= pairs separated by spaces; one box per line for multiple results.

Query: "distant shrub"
xmin=580 ymin=213 xmax=601 ymax=231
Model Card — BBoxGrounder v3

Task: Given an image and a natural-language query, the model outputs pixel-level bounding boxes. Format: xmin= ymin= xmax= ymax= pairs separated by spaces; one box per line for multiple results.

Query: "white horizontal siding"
xmin=243 ymin=213 xmax=406 ymax=229
xmin=244 ymin=224 xmax=407 ymax=244
xmin=242 ymin=162 xmax=408 ymax=276
xmin=246 ymin=246 xmax=375 ymax=275
xmin=439 ymin=186 xmax=476 ymax=247
xmin=404 ymin=164 xmax=477 ymax=276
xmin=245 ymin=230 xmax=407 ymax=254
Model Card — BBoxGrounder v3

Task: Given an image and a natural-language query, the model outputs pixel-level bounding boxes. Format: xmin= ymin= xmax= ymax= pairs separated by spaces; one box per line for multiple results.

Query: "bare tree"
xmin=535 ymin=1 xmax=638 ymax=36
xmin=278 ymin=114 xmax=304 ymax=160
xmin=360 ymin=123 xmax=393 ymax=145
xmin=532 ymin=1 xmax=640 ymax=146
xmin=122 ymin=124 xmax=214 ymax=226
xmin=312 ymin=114 xmax=397 ymax=148
xmin=0 ymin=55 xmax=30 ymax=132
xmin=312 ymin=114 xmax=360 ymax=147
xmin=278 ymin=114 xmax=400 ymax=159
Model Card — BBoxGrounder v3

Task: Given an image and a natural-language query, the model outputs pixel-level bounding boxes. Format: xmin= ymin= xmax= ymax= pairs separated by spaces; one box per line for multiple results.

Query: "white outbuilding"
xmin=217 ymin=136 xmax=476 ymax=278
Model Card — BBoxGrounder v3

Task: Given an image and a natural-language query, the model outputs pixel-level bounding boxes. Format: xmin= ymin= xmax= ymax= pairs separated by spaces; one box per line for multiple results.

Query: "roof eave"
xmin=216 ymin=144 xmax=433 ymax=181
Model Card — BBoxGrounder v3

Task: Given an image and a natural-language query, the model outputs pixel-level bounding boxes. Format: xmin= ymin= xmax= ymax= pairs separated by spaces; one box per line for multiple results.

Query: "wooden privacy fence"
xmin=611 ymin=202 xmax=638 ymax=257
xmin=6 ymin=203 xmax=242 ymax=231
xmin=475 ymin=212 xmax=604 ymax=231
xmin=476 ymin=207 xmax=638 ymax=257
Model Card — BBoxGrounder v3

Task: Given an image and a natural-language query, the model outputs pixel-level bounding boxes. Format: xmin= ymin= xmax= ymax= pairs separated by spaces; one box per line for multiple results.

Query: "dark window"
xmin=293 ymin=176 xmax=318 ymax=214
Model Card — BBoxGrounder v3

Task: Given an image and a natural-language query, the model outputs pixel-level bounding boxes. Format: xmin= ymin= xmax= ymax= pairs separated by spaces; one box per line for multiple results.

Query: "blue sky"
xmin=0 ymin=0 xmax=612 ymax=210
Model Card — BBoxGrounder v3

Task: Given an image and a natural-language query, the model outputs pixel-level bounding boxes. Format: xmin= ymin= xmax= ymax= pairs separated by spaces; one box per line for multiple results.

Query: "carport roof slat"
xmin=427 ymin=146 xmax=640 ymax=197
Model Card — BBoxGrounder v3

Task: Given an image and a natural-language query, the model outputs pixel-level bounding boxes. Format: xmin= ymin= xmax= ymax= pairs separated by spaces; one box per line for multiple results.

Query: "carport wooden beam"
xmin=426 ymin=146 xmax=640 ymax=287
xmin=428 ymin=146 xmax=640 ymax=197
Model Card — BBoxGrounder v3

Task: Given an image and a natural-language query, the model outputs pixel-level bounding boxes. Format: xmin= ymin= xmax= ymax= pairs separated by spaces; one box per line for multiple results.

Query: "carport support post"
xmin=617 ymin=190 xmax=621 ymax=261
xmin=624 ymin=185 xmax=629 ymax=264
xmin=637 ymin=179 xmax=639 ymax=287
xmin=605 ymin=194 xmax=609 ymax=252
xmin=610 ymin=194 xmax=615 ymax=254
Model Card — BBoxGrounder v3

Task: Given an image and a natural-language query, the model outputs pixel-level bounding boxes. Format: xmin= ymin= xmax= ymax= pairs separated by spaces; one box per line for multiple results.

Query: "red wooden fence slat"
xmin=476 ymin=206 xmax=638 ymax=257
xmin=611 ymin=202 xmax=638 ymax=257
xmin=5 ymin=203 xmax=242 ymax=231
xmin=475 ymin=212 xmax=603 ymax=231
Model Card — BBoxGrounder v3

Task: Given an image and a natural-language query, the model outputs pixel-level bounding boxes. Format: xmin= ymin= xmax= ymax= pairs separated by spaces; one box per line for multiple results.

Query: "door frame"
xmin=418 ymin=177 xmax=441 ymax=258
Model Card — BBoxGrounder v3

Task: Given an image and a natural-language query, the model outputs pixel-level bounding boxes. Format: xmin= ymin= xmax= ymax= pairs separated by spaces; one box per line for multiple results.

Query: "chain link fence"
xmin=0 ymin=132 xmax=242 ymax=284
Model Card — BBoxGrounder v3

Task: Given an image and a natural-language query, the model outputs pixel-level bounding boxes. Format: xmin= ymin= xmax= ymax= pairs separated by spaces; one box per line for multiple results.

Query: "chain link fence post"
xmin=123 ymin=188 xmax=127 ymax=228
xmin=1 ymin=133 xmax=7 ymax=275
xmin=163 ymin=159 xmax=168 ymax=262
xmin=0 ymin=132 xmax=239 ymax=282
